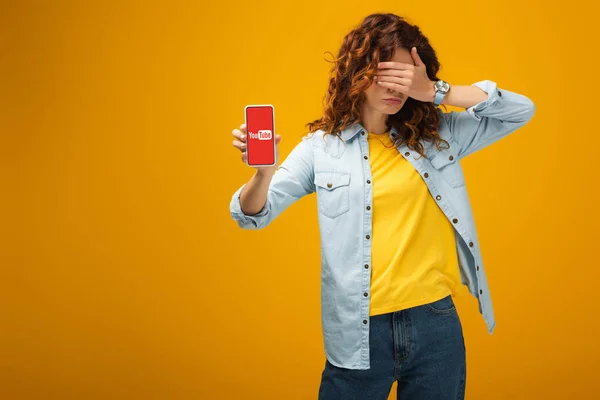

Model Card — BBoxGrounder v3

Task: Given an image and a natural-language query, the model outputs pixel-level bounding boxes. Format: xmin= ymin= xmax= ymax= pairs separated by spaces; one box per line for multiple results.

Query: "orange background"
xmin=1 ymin=1 xmax=598 ymax=399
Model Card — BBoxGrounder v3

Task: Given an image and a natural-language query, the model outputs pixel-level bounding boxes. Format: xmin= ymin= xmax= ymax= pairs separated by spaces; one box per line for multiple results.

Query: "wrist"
xmin=256 ymin=167 xmax=275 ymax=178
xmin=429 ymin=81 xmax=436 ymax=102
xmin=432 ymin=79 xmax=451 ymax=106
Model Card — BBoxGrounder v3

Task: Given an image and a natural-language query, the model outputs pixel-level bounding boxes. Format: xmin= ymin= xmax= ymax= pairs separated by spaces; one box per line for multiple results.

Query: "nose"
xmin=387 ymin=88 xmax=402 ymax=99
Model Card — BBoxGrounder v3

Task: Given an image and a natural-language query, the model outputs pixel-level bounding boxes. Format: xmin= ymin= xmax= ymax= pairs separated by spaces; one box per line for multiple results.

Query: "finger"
xmin=375 ymin=71 xmax=412 ymax=85
xmin=240 ymin=123 xmax=247 ymax=134
xmin=275 ymin=134 xmax=282 ymax=144
xmin=241 ymin=151 xmax=247 ymax=162
xmin=376 ymin=76 xmax=411 ymax=87
xmin=378 ymin=61 xmax=410 ymax=71
xmin=376 ymin=80 xmax=409 ymax=94
xmin=232 ymin=128 xmax=246 ymax=142
xmin=376 ymin=68 xmax=413 ymax=78
xmin=410 ymin=47 xmax=424 ymax=67
xmin=232 ymin=139 xmax=246 ymax=151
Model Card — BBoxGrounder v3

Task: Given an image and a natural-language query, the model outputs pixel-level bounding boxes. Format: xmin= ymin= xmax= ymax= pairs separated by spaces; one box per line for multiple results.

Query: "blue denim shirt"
xmin=230 ymin=80 xmax=535 ymax=369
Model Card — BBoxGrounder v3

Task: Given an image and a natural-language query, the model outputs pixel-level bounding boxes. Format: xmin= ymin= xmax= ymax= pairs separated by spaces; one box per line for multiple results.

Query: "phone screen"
xmin=245 ymin=105 xmax=275 ymax=166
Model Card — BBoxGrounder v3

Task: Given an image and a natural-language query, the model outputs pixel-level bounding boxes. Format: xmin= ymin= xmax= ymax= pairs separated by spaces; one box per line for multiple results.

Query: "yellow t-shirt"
xmin=367 ymin=131 xmax=463 ymax=316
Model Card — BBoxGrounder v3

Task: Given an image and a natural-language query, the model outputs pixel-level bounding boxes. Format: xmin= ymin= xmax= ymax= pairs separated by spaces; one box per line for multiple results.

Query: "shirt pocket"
xmin=314 ymin=171 xmax=351 ymax=218
xmin=429 ymin=145 xmax=466 ymax=188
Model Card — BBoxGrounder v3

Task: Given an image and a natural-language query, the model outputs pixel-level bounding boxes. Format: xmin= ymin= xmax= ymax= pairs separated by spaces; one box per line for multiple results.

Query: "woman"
xmin=229 ymin=13 xmax=534 ymax=400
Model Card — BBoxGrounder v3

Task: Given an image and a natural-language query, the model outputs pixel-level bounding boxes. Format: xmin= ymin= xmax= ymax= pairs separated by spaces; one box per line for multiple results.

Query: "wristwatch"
xmin=433 ymin=80 xmax=450 ymax=106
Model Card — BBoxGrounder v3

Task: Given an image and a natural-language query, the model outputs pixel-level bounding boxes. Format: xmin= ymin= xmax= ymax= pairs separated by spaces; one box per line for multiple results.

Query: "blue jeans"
xmin=318 ymin=295 xmax=466 ymax=400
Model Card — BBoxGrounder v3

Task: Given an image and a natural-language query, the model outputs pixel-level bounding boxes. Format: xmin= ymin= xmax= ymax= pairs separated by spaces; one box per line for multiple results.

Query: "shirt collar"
xmin=339 ymin=123 xmax=365 ymax=141
xmin=339 ymin=123 xmax=400 ymax=141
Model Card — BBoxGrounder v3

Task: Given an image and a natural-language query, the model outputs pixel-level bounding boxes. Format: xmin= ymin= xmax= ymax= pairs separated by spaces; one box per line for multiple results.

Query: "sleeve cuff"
xmin=229 ymin=184 xmax=270 ymax=225
xmin=465 ymin=80 xmax=501 ymax=121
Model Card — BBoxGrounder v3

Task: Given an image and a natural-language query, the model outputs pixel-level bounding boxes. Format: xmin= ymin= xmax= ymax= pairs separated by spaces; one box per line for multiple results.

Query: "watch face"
xmin=435 ymin=80 xmax=450 ymax=93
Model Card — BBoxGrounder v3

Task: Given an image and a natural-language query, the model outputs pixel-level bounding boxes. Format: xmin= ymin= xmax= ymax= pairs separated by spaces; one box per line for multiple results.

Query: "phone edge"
xmin=244 ymin=104 xmax=276 ymax=168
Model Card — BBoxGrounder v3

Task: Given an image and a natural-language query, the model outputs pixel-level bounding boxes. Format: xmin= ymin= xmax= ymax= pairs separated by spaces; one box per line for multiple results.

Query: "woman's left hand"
xmin=374 ymin=47 xmax=436 ymax=103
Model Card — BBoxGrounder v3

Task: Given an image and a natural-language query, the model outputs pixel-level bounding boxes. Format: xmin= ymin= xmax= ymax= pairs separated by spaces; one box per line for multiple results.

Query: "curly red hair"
xmin=306 ymin=13 xmax=449 ymax=157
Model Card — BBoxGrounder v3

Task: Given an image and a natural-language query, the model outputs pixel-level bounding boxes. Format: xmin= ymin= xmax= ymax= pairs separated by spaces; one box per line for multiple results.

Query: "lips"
xmin=383 ymin=98 xmax=402 ymax=104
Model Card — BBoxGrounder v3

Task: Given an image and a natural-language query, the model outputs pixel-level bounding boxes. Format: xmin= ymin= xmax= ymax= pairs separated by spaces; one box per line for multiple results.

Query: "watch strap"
xmin=433 ymin=90 xmax=446 ymax=106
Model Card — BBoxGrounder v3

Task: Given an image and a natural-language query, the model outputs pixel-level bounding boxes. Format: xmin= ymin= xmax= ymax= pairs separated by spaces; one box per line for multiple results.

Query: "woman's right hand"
xmin=232 ymin=123 xmax=281 ymax=174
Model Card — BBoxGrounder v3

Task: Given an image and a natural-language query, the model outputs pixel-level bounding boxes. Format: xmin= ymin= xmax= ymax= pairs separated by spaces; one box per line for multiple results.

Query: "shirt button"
xmin=498 ymin=91 xmax=502 ymax=97
xmin=480 ymin=289 xmax=483 ymax=294
xmin=327 ymin=183 xmax=332 ymax=188
xmin=449 ymin=155 xmax=454 ymax=161
xmin=476 ymin=265 xmax=480 ymax=271
xmin=424 ymin=173 xmax=429 ymax=178
xmin=366 ymin=206 xmax=371 ymax=210
xmin=363 ymin=319 xmax=368 ymax=324
xmin=364 ymin=156 xmax=368 ymax=160
xmin=364 ymin=264 xmax=369 ymax=269
xmin=366 ymin=179 xmax=371 ymax=184
xmin=436 ymin=195 xmax=441 ymax=201
xmin=452 ymin=218 xmax=458 ymax=223
xmin=363 ymin=292 xmax=368 ymax=297
xmin=365 ymin=235 xmax=370 ymax=240
xmin=404 ymin=151 xmax=410 ymax=156
xmin=361 ymin=131 xmax=365 ymax=136
xmin=469 ymin=242 xmax=474 ymax=247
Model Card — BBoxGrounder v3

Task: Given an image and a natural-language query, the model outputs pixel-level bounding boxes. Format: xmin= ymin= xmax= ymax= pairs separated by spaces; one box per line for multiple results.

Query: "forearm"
xmin=436 ymin=84 xmax=489 ymax=109
xmin=439 ymin=80 xmax=536 ymax=158
xmin=239 ymin=169 xmax=275 ymax=215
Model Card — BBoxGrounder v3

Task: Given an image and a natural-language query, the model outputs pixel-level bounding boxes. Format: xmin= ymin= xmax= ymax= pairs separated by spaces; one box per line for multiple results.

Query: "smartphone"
xmin=244 ymin=104 xmax=276 ymax=167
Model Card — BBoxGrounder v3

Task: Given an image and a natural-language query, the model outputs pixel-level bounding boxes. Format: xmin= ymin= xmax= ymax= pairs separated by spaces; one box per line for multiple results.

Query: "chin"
xmin=381 ymin=105 xmax=404 ymax=115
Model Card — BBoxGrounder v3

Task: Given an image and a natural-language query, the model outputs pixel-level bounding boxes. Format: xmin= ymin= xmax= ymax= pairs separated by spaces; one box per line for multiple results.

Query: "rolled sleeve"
xmin=465 ymin=80 xmax=501 ymax=120
xmin=229 ymin=184 xmax=271 ymax=229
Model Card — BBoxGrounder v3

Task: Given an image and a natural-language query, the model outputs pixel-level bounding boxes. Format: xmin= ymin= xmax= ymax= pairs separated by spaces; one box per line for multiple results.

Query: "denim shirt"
xmin=229 ymin=80 xmax=535 ymax=369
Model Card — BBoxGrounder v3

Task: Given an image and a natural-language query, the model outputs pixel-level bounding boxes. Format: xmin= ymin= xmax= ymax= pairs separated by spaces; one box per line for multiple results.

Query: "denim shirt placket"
xmin=356 ymin=128 xmax=373 ymax=364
